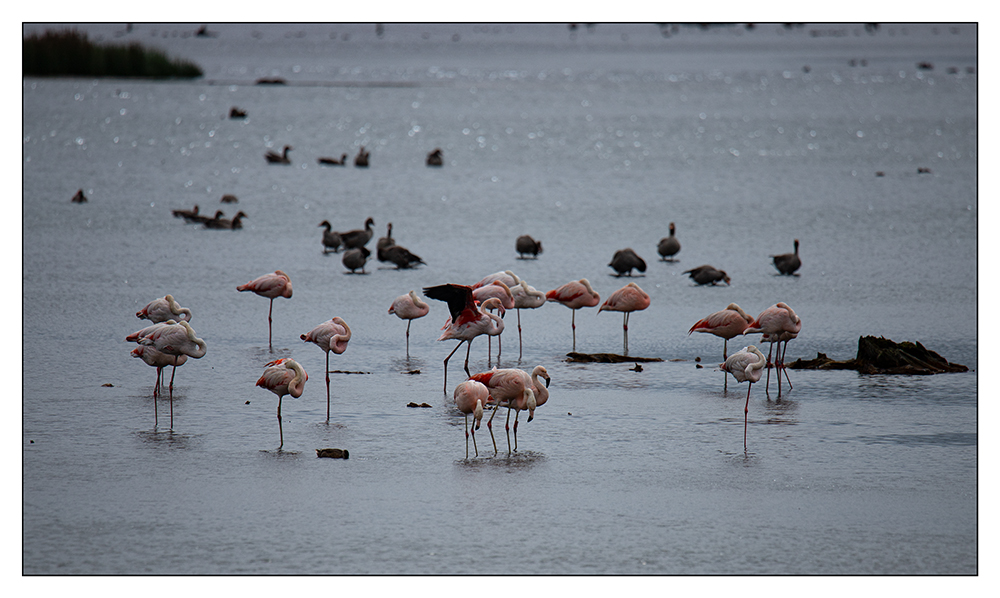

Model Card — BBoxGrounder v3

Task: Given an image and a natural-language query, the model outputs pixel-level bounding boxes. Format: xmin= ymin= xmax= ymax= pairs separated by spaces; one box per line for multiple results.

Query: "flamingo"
xmin=264 ymin=145 xmax=293 ymax=164
xmin=136 ymin=294 xmax=191 ymax=323
xmin=388 ymin=290 xmax=430 ymax=358
xmin=237 ymin=270 xmax=293 ymax=351
xmin=422 ymin=284 xmax=506 ymax=391
xmin=771 ymin=239 xmax=801 ymax=275
xmin=128 ymin=320 xmax=206 ymax=429
xmin=473 ymin=281 xmax=515 ymax=365
xmin=683 ymin=265 xmax=731 ymax=286
xmin=546 ymin=278 xmax=601 ymax=351
xmin=509 ymin=279 xmax=547 ymax=359
xmin=453 ymin=380 xmax=488 ymax=457
xmin=761 ymin=331 xmax=798 ymax=390
xmin=472 ymin=270 xmax=520 ymax=290
xmin=515 ymin=235 xmax=543 ymax=259
xmin=300 ymin=317 xmax=352 ymax=422
xmin=609 ymin=248 xmax=647 ymax=277
xmin=338 ymin=217 xmax=375 ymax=249
xmin=318 ymin=221 xmax=343 ymax=253
xmin=744 ymin=302 xmax=802 ymax=397
xmin=720 ymin=345 xmax=767 ymax=450
xmin=469 ymin=368 xmax=535 ymax=454
xmin=657 ymin=222 xmax=681 ymax=261
xmin=256 ymin=358 xmax=308 ymax=450
xmin=426 ymin=148 xmax=444 ymax=167
xmin=688 ymin=303 xmax=754 ymax=359
xmin=598 ymin=282 xmax=650 ymax=355
xmin=131 ymin=345 xmax=187 ymax=429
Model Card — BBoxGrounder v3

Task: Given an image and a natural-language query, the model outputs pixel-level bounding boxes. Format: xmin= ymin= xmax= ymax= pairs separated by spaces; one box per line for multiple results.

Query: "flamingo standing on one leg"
xmin=453 ymin=379 xmax=488 ymax=458
xmin=131 ymin=345 xmax=187 ymax=428
xmin=598 ymin=282 xmax=650 ymax=355
xmin=423 ymin=284 xmax=505 ymax=392
xmin=688 ymin=303 xmax=754 ymax=360
xmin=136 ymin=294 xmax=192 ymax=323
xmin=237 ymin=270 xmax=293 ymax=351
xmin=473 ymin=281 xmax=514 ymax=366
xmin=256 ymin=358 xmax=308 ymax=450
xmin=128 ymin=320 xmax=207 ymax=429
xmin=388 ymin=290 xmax=430 ymax=359
xmin=720 ymin=345 xmax=767 ymax=451
xmin=471 ymin=270 xmax=520 ymax=290
xmin=300 ymin=317 xmax=352 ymax=422
xmin=744 ymin=302 xmax=802 ymax=397
xmin=509 ymin=279 xmax=546 ymax=360
xmin=546 ymin=278 xmax=601 ymax=352
xmin=469 ymin=367 xmax=536 ymax=455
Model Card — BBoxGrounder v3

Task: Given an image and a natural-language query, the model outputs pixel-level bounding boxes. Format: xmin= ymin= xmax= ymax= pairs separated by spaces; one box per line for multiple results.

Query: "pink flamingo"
xmin=720 ymin=345 xmax=767 ymax=450
xmin=473 ymin=281 xmax=514 ymax=365
xmin=136 ymin=294 xmax=192 ymax=323
xmin=761 ymin=330 xmax=798 ymax=390
xmin=237 ymin=270 xmax=293 ymax=351
xmin=127 ymin=320 xmax=206 ymax=429
xmin=598 ymin=282 xmax=650 ymax=355
xmin=509 ymin=279 xmax=547 ymax=359
xmin=256 ymin=358 xmax=308 ymax=450
xmin=744 ymin=302 xmax=802 ymax=397
xmin=453 ymin=379 xmax=489 ymax=458
xmin=470 ymin=366 xmax=548 ymax=454
xmin=131 ymin=345 xmax=187 ymax=429
xmin=688 ymin=303 xmax=754 ymax=360
xmin=388 ymin=290 xmax=430 ymax=358
xmin=423 ymin=284 xmax=505 ymax=392
xmin=471 ymin=270 xmax=520 ymax=290
xmin=300 ymin=317 xmax=352 ymax=422
xmin=546 ymin=278 xmax=601 ymax=351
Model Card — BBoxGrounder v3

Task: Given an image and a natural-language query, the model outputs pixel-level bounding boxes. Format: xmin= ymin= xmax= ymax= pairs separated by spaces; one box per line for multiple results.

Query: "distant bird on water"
xmin=720 ymin=345 xmax=767 ymax=451
xmin=342 ymin=247 xmax=371 ymax=273
xmin=388 ymin=290 xmax=430 ymax=358
xmin=423 ymin=284 xmax=506 ymax=392
xmin=426 ymin=148 xmax=444 ymax=166
xmin=318 ymin=221 xmax=343 ymax=253
xmin=256 ymin=358 xmax=308 ymax=450
xmin=71 ymin=189 xmax=87 ymax=203
xmin=515 ymin=235 xmax=543 ymax=259
xmin=229 ymin=106 xmax=247 ymax=118
xmin=683 ymin=265 xmax=730 ymax=286
xmin=187 ymin=209 xmax=224 ymax=225
xmin=237 ymin=270 xmax=293 ymax=351
xmin=657 ymin=222 xmax=681 ymax=261
xmin=546 ymin=278 xmax=600 ymax=351
xmin=339 ymin=217 xmax=375 ymax=249
xmin=172 ymin=204 xmax=198 ymax=219
xmin=318 ymin=153 xmax=347 ymax=166
xmin=609 ymin=248 xmax=647 ymax=277
xmin=354 ymin=146 xmax=370 ymax=167
xmin=770 ymin=239 xmax=801 ymax=275
xmin=137 ymin=294 xmax=192 ymax=323
xmin=598 ymin=282 xmax=650 ymax=355
xmin=220 ymin=194 xmax=238 ymax=204
xmin=301 ymin=317 xmax=351 ymax=422
xmin=264 ymin=145 xmax=293 ymax=164
xmin=382 ymin=245 xmax=425 ymax=269
xmin=203 ymin=211 xmax=247 ymax=230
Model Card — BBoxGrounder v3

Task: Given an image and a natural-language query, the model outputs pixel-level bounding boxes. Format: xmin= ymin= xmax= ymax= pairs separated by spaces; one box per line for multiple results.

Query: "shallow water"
xmin=22 ymin=23 xmax=977 ymax=574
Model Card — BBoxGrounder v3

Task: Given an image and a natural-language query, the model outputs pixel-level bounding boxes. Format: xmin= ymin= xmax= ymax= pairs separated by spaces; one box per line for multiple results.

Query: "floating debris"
xmin=629 ymin=363 xmax=643 ymax=372
xmin=402 ymin=369 xmax=421 ymax=375
xmin=329 ymin=370 xmax=371 ymax=375
xmin=316 ymin=448 xmax=349 ymax=459
xmin=101 ymin=383 xmax=114 ymax=387
xmin=565 ymin=352 xmax=663 ymax=363
xmin=407 ymin=402 xmax=432 ymax=408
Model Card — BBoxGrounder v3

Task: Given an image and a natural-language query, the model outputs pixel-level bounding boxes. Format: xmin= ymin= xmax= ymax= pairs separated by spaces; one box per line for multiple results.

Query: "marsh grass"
xmin=23 ymin=29 xmax=203 ymax=78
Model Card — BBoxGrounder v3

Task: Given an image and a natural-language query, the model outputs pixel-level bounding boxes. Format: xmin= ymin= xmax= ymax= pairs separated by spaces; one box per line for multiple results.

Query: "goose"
xmin=204 ymin=211 xmax=247 ymax=230
xmin=376 ymin=223 xmax=395 ymax=262
xmin=657 ymin=222 xmax=681 ymax=261
xmin=172 ymin=204 xmax=199 ymax=219
xmin=354 ymin=146 xmax=370 ymax=167
xmin=426 ymin=148 xmax=443 ymax=166
xmin=342 ymin=246 xmax=371 ymax=273
xmin=683 ymin=265 xmax=730 ymax=286
xmin=515 ymin=235 xmax=543 ymax=259
xmin=770 ymin=239 xmax=801 ymax=275
xmin=71 ymin=189 xmax=87 ymax=203
xmin=318 ymin=154 xmax=347 ymax=166
xmin=339 ymin=217 xmax=375 ymax=249
xmin=264 ymin=145 xmax=293 ymax=164
xmin=382 ymin=245 xmax=425 ymax=269
xmin=190 ymin=210 xmax=225 ymax=225
xmin=608 ymin=248 xmax=647 ymax=277
xmin=318 ymin=221 xmax=343 ymax=253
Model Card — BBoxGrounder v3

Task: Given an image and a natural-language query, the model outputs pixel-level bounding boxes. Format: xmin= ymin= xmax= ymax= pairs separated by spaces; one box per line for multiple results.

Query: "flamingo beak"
xmin=544 ymin=377 xmax=551 ymax=388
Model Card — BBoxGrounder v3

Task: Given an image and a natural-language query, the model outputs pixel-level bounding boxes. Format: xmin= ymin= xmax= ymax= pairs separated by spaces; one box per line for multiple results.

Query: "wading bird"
xmin=720 ymin=345 xmax=767 ymax=451
xmin=509 ymin=279 xmax=547 ymax=359
xmin=131 ymin=345 xmax=187 ymax=429
xmin=237 ymin=270 xmax=293 ymax=351
xmin=388 ymin=290 xmax=430 ymax=358
xmin=256 ymin=358 xmax=308 ymax=450
xmin=423 ymin=284 xmax=506 ymax=392
xmin=688 ymin=303 xmax=754 ymax=360
xmin=136 ymin=294 xmax=192 ymax=323
xmin=546 ymin=278 xmax=600 ymax=351
xmin=744 ymin=302 xmax=802 ymax=397
xmin=453 ymin=379 xmax=488 ymax=457
xmin=599 ymin=282 xmax=650 ymax=355
xmin=300 ymin=317 xmax=352 ymax=422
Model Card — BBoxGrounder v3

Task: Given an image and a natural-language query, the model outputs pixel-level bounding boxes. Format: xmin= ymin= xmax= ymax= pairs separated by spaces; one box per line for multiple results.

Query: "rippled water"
xmin=22 ymin=23 xmax=977 ymax=575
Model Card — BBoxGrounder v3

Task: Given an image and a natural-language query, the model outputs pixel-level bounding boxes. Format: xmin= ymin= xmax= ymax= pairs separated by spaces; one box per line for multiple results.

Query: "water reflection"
xmin=135 ymin=429 xmax=194 ymax=449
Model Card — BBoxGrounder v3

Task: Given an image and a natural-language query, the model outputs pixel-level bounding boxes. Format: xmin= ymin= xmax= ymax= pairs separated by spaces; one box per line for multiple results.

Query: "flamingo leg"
xmin=744 ymin=382 xmax=753 ymax=451
xmin=571 ymin=310 xmax=577 ymax=351
xmin=764 ymin=343 xmax=774 ymax=396
xmin=781 ymin=341 xmax=793 ymax=389
xmin=405 ymin=320 xmax=412 ymax=359
xmin=622 ymin=312 xmax=629 ymax=355
xmin=723 ymin=338 xmax=728 ymax=360
xmin=153 ymin=367 xmax=161 ymax=427
xmin=504 ymin=407 xmax=513 ymax=455
xmin=277 ymin=395 xmax=284 ymax=450
xmin=169 ymin=357 xmax=179 ymax=430
xmin=486 ymin=404 xmax=499 ymax=455
xmin=513 ymin=410 xmax=521 ymax=452
xmin=463 ymin=340 xmax=474 ymax=378
xmin=325 ymin=351 xmax=331 ymax=422
xmin=776 ymin=343 xmax=783 ymax=398
xmin=517 ymin=308 xmax=523 ymax=361
xmin=464 ymin=413 xmax=470 ymax=459
xmin=442 ymin=340 xmax=465 ymax=392
xmin=268 ymin=298 xmax=274 ymax=352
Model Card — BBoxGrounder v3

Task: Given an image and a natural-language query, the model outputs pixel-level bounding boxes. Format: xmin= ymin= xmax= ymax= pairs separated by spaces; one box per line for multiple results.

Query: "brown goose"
xmin=354 ymin=146 xmax=370 ymax=167
xmin=609 ymin=248 xmax=647 ymax=277
xmin=220 ymin=194 xmax=238 ymax=204
xmin=339 ymin=217 xmax=375 ymax=249
xmin=318 ymin=221 xmax=343 ymax=253
xmin=264 ymin=145 xmax=293 ymax=164
xmin=318 ymin=153 xmax=347 ymax=166
xmin=515 ymin=235 xmax=543 ymax=259
xmin=683 ymin=265 xmax=730 ymax=286
xmin=229 ymin=106 xmax=247 ymax=118
xmin=382 ymin=245 xmax=425 ymax=269
xmin=657 ymin=222 xmax=681 ymax=261
xmin=376 ymin=223 xmax=395 ymax=262
xmin=172 ymin=204 xmax=199 ymax=219
xmin=426 ymin=148 xmax=443 ymax=166
xmin=342 ymin=246 xmax=371 ymax=273
xmin=204 ymin=211 xmax=247 ymax=229
xmin=770 ymin=239 xmax=801 ymax=275
xmin=71 ymin=189 xmax=87 ymax=203
xmin=189 ymin=209 xmax=225 ymax=225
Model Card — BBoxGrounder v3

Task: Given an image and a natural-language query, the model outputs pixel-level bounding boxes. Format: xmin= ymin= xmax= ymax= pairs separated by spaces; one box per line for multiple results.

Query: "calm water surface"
xmin=22 ymin=23 xmax=977 ymax=575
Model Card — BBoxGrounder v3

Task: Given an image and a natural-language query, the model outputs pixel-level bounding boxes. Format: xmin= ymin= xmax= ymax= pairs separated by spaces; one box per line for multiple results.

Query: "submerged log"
xmin=566 ymin=352 xmax=663 ymax=363
xmin=788 ymin=336 xmax=968 ymax=375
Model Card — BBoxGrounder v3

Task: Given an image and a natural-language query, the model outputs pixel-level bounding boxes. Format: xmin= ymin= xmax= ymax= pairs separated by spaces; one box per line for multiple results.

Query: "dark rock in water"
xmin=406 ymin=402 xmax=432 ymax=408
xmin=566 ymin=352 xmax=663 ymax=363
xmin=316 ymin=448 xmax=349 ymax=459
xmin=788 ymin=336 xmax=968 ymax=374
